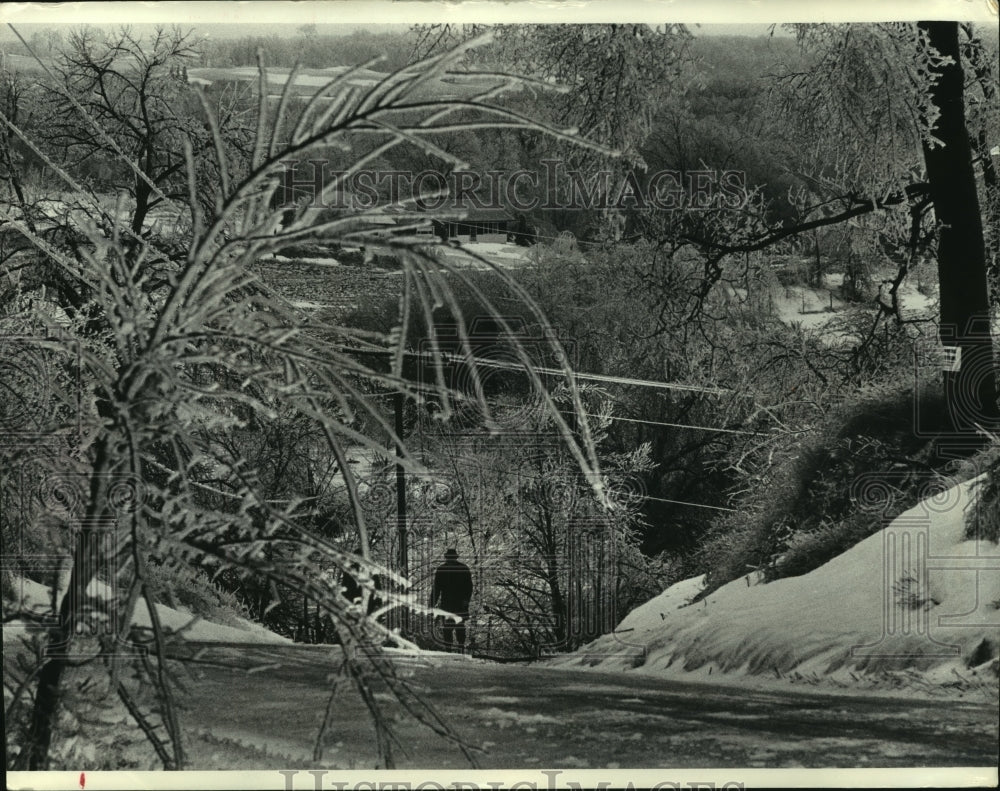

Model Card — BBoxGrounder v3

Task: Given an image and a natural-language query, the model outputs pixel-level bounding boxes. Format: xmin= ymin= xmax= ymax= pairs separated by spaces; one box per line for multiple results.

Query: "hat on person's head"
xmin=444 ymin=547 xmax=459 ymax=559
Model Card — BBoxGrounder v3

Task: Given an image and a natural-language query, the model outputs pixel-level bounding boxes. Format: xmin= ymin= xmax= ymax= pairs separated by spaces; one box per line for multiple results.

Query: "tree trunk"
xmin=132 ymin=171 xmax=151 ymax=236
xmin=961 ymin=25 xmax=1000 ymax=306
xmin=813 ymin=230 xmax=823 ymax=288
xmin=918 ymin=21 xmax=999 ymax=441
xmin=14 ymin=440 xmax=115 ymax=769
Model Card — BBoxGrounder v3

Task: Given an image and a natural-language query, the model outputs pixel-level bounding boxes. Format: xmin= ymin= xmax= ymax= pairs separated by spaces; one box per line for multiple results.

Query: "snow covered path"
xmin=168 ymin=643 xmax=997 ymax=770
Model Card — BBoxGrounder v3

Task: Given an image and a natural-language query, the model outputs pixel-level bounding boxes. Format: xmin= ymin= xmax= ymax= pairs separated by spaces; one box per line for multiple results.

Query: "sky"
xmin=4 ymin=0 xmax=995 ymax=32
xmin=0 ymin=22 xmax=786 ymax=43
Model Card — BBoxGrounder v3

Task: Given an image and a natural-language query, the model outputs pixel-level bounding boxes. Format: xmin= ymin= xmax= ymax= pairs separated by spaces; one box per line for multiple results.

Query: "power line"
xmin=349 ymin=350 xmax=767 ymax=439
xmin=341 ymin=346 xmax=739 ymax=397
xmin=334 ymin=468 xmax=739 ymax=514
xmin=337 ymin=464 xmax=738 ymax=514
xmin=334 ymin=349 xmax=750 ymax=514
xmin=571 ymin=411 xmax=765 ymax=436
xmin=641 ymin=495 xmax=737 ymax=513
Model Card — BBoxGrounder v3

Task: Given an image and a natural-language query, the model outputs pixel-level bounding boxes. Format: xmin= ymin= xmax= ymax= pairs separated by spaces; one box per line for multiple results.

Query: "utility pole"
xmin=394 ymin=391 xmax=408 ymax=576
xmin=394 ymin=390 xmax=408 ymax=635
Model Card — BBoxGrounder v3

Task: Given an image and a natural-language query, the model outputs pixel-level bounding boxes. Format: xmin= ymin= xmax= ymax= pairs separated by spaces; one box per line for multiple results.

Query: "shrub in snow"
xmin=144 ymin=557 xmax=250 ymax=628
xmin=959 ymin=434 xmax=1000 ymax=543
xmin=891 ymin=572 xmax=941 ymax=611
xmin=696 ymin=382 xmax=966 ymax=596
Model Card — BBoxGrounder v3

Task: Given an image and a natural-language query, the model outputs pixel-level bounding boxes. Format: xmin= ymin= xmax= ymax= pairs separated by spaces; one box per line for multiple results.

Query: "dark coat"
xmin=430 ymin=559 xmax=473 ymax=614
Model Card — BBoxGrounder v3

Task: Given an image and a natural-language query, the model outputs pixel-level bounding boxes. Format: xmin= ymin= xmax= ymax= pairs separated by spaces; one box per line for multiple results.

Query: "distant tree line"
xmin=195 ymin=27 xmax=420 ymax=70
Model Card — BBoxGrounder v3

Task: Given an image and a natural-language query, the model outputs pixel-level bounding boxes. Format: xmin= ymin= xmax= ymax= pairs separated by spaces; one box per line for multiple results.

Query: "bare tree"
xmin=37 ymin=26 xmax=251 ymax=236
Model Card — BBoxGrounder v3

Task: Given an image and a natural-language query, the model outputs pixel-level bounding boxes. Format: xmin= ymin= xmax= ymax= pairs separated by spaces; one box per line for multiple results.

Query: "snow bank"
xmin=3 ymin=577 xmax=291 ymax=645
xmin=271 ymin=255 xmax=342 ymax=266
xmin=556 ymin=476 xmax=1000 ymax=688
xmin=435 ymin=242 xmax=529 ymax=269
xmin=614 ymin=573 xmax=706 ymax=635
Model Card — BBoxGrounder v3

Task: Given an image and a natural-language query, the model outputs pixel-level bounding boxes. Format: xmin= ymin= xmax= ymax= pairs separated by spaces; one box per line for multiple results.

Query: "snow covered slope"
xmin=3 ymin=577 xmax=291 ymax=645
xmin=557 ymin=475 xmax=1000 ymax=687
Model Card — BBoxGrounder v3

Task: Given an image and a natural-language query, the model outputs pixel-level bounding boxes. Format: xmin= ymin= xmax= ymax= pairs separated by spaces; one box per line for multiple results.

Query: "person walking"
xmin=430 ymin=548 xmax=473 ymax=652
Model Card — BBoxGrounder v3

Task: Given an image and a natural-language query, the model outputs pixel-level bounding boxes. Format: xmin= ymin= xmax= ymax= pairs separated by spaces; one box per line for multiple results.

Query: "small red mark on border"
xmin=79 ymin=772 xmax=86 ymax=789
